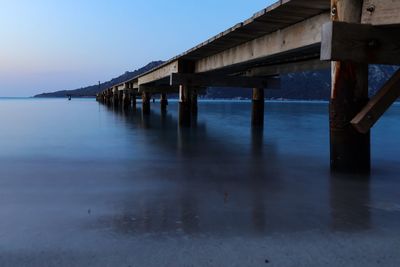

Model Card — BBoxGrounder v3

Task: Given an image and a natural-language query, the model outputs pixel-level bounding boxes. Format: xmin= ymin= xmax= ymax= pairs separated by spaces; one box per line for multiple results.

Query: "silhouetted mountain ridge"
xmin=34 ymin=61 xmax=164 ymax=98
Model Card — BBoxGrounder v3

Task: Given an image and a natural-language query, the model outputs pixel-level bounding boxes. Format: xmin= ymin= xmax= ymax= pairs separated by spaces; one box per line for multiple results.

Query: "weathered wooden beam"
xmin=116 ymin=84 xmax=125 ymax=91
xmin=170 ymin=73 xmax=280 ymax=89
xmin=194 ymin=12 xmax=329 ymax=73
xmin=138 ymin=61 xmax=179 ymax=85
xmin=138 ymin=85 xmax=180 ymax=94
xmin=321 ymin=21 xmax=400 ymax=65
xmin=351 ymin=68 xmax=400 ymax=134
xmin=362 ymin=0 xmax=400 ymax=25
xmin=245 ymin=59 xmax=330 ymax=76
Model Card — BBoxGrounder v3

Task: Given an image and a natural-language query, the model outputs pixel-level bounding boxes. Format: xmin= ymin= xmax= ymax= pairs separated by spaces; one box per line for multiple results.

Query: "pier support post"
xmin=113 ymin=89 xmax=119 ymax=107
xmin=142 ymin=92 xmax=151 ymax=115
xmin=191 ymin=88 xmax=198 ymax=115
xmin=132 ymin=93 xmax=137 ymax=109
xmin=123 ymin=90 xmax=131 ymax=109
xmin=106 ymin=90 xmax=112 ymax=105
xmin=179 ymin=85 xmax=192 ymax=127
xmin=118 ymin=90 xmax=123 ymax=106
xmin=160 ymin=93 xmax=168 ymax=113
xmin=329 ymin=0 xmax=370 ymax=173
xmin=252 ymin=88 xmax=265 ymax=127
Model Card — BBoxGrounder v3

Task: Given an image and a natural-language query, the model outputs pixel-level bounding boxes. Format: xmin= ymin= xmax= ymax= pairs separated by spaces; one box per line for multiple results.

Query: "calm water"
xmin=0 ymin=98 xmax=399 ymax=266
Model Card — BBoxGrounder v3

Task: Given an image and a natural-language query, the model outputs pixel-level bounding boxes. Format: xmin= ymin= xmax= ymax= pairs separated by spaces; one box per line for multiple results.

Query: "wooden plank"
xmin=362 ymin=0 xmax=400 ymax=25
xmin=194 ymin=12 xmax=329 ymax=73
xmin=321 ymin=21 xmax=400 ymax=65
xmin=170 ymin=73 xmax=280 ymax=89
xmin=351 ymin=68 xmax=400 ymax=134
xmin=138 ymin=60 xmax=179 ymax=85
xmin=285 ymin=0 xmax=330 ymax=10
xmin=245 ymin=59 xmax=330 ymax=76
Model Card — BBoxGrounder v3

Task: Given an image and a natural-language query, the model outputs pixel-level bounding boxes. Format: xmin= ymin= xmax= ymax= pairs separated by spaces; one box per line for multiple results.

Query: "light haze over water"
xmin=0 ymin=98 xmax=399 ymax=266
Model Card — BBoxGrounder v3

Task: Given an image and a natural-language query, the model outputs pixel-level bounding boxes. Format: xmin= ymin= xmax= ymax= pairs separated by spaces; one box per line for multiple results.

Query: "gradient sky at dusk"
xmin=0 ymin=0 xmax=275 ymax=96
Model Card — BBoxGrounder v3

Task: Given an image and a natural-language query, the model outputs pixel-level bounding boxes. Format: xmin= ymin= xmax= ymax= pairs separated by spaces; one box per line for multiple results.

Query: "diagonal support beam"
xmin=351 ymin=68 xmax=400 ymax=134
xmin=321 ymin=21 xmax=400 ymax=65
xmin=170 ymin=73 xmax=280 ymax=89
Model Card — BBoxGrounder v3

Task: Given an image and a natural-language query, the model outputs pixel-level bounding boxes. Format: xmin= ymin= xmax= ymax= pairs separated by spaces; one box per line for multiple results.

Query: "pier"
xmin=97 ymin=0 xmax=400 ymax=173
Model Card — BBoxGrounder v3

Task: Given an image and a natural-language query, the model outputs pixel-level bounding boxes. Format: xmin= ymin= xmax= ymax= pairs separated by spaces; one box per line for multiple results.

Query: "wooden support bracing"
xmin=329 ymin=0 xmax=370 ymax=173
xmin=351 ymin=68 xmax=400 ymax=134
xmin=170 ymin=73 xmax=281 ymax=89
xmin=321 ymin=21 xmax=400 ymax=65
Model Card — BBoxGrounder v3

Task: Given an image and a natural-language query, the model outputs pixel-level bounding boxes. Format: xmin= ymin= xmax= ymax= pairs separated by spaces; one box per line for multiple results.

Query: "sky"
xmin=0 ymin=0 xmax=275 ymax=97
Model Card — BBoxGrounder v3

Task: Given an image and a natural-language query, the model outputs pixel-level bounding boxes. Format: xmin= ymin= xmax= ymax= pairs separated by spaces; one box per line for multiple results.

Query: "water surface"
xmin=0 ymin=98 xmax=399 ymax=266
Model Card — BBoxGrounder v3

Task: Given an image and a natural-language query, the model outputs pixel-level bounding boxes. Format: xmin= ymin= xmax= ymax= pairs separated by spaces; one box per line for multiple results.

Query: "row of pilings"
xmin=96 ymin=82 xmax=372 ymax=175
xmin=97 ymin=87 xmax=266 ymax=128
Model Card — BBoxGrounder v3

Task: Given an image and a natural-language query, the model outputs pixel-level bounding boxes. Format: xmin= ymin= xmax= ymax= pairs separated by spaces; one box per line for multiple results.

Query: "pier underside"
xmin=97 ymin=0 xmax=400 ymax=173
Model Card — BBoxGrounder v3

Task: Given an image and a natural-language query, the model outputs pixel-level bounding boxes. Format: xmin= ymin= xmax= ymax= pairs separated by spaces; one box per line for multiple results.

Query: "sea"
xmin=0 ymin=98 xmax=399 ymax=266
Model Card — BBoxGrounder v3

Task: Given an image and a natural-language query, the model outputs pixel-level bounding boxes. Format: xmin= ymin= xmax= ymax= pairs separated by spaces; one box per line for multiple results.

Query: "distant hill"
xmin=34 ymin=61 xmax=164 ymax=98
xmin=35 ymin=63 xmax=398 ymax=101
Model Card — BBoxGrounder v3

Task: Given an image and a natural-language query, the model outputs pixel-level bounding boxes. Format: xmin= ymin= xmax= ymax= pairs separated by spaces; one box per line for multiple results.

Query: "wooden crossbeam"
xmin=170 ymin=73 xmax=280 ymax=89
xmin=138 ymin=61 xmax=179 ymax=85
xmin=138 ymin=85 xmax=180 ymax=94
xmin=351 ymin=68 xmax=400 ymax=134
xmin=245 ymin=59 xmax=330 ymax=76
xmin=321 ymin=21 xmax=400 ymax=65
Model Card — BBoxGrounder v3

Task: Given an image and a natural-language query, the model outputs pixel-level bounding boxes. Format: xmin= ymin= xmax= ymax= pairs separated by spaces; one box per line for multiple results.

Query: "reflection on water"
xmin=0 ymin=98 xmax=400 ymax=246
xmin=330 ymin=174 xmax=371 ymax=232
xmin=86 ymin=100 xmax=399 ymax=237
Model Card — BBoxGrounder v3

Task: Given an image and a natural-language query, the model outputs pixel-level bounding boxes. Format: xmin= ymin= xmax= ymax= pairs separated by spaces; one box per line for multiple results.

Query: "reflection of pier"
xmin=97 ymin=0 xmax=400 ymax=174
xmin=102 ymin=102 xmax=281 ymax=235
xmin=330 ymin=174 xmax=371 ymax=231
xmin=95 ymin=102 xmax=371 ymax=236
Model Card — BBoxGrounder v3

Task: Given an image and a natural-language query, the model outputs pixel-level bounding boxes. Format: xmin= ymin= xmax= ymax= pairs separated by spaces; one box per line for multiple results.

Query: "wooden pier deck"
xmin=97 ymin=0 xmax=400 ymax=173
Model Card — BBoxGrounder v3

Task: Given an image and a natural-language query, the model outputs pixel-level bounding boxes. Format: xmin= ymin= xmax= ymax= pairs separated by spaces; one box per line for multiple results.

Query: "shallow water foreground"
xmin=0 ymin=98 xmax=399 ymax=266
